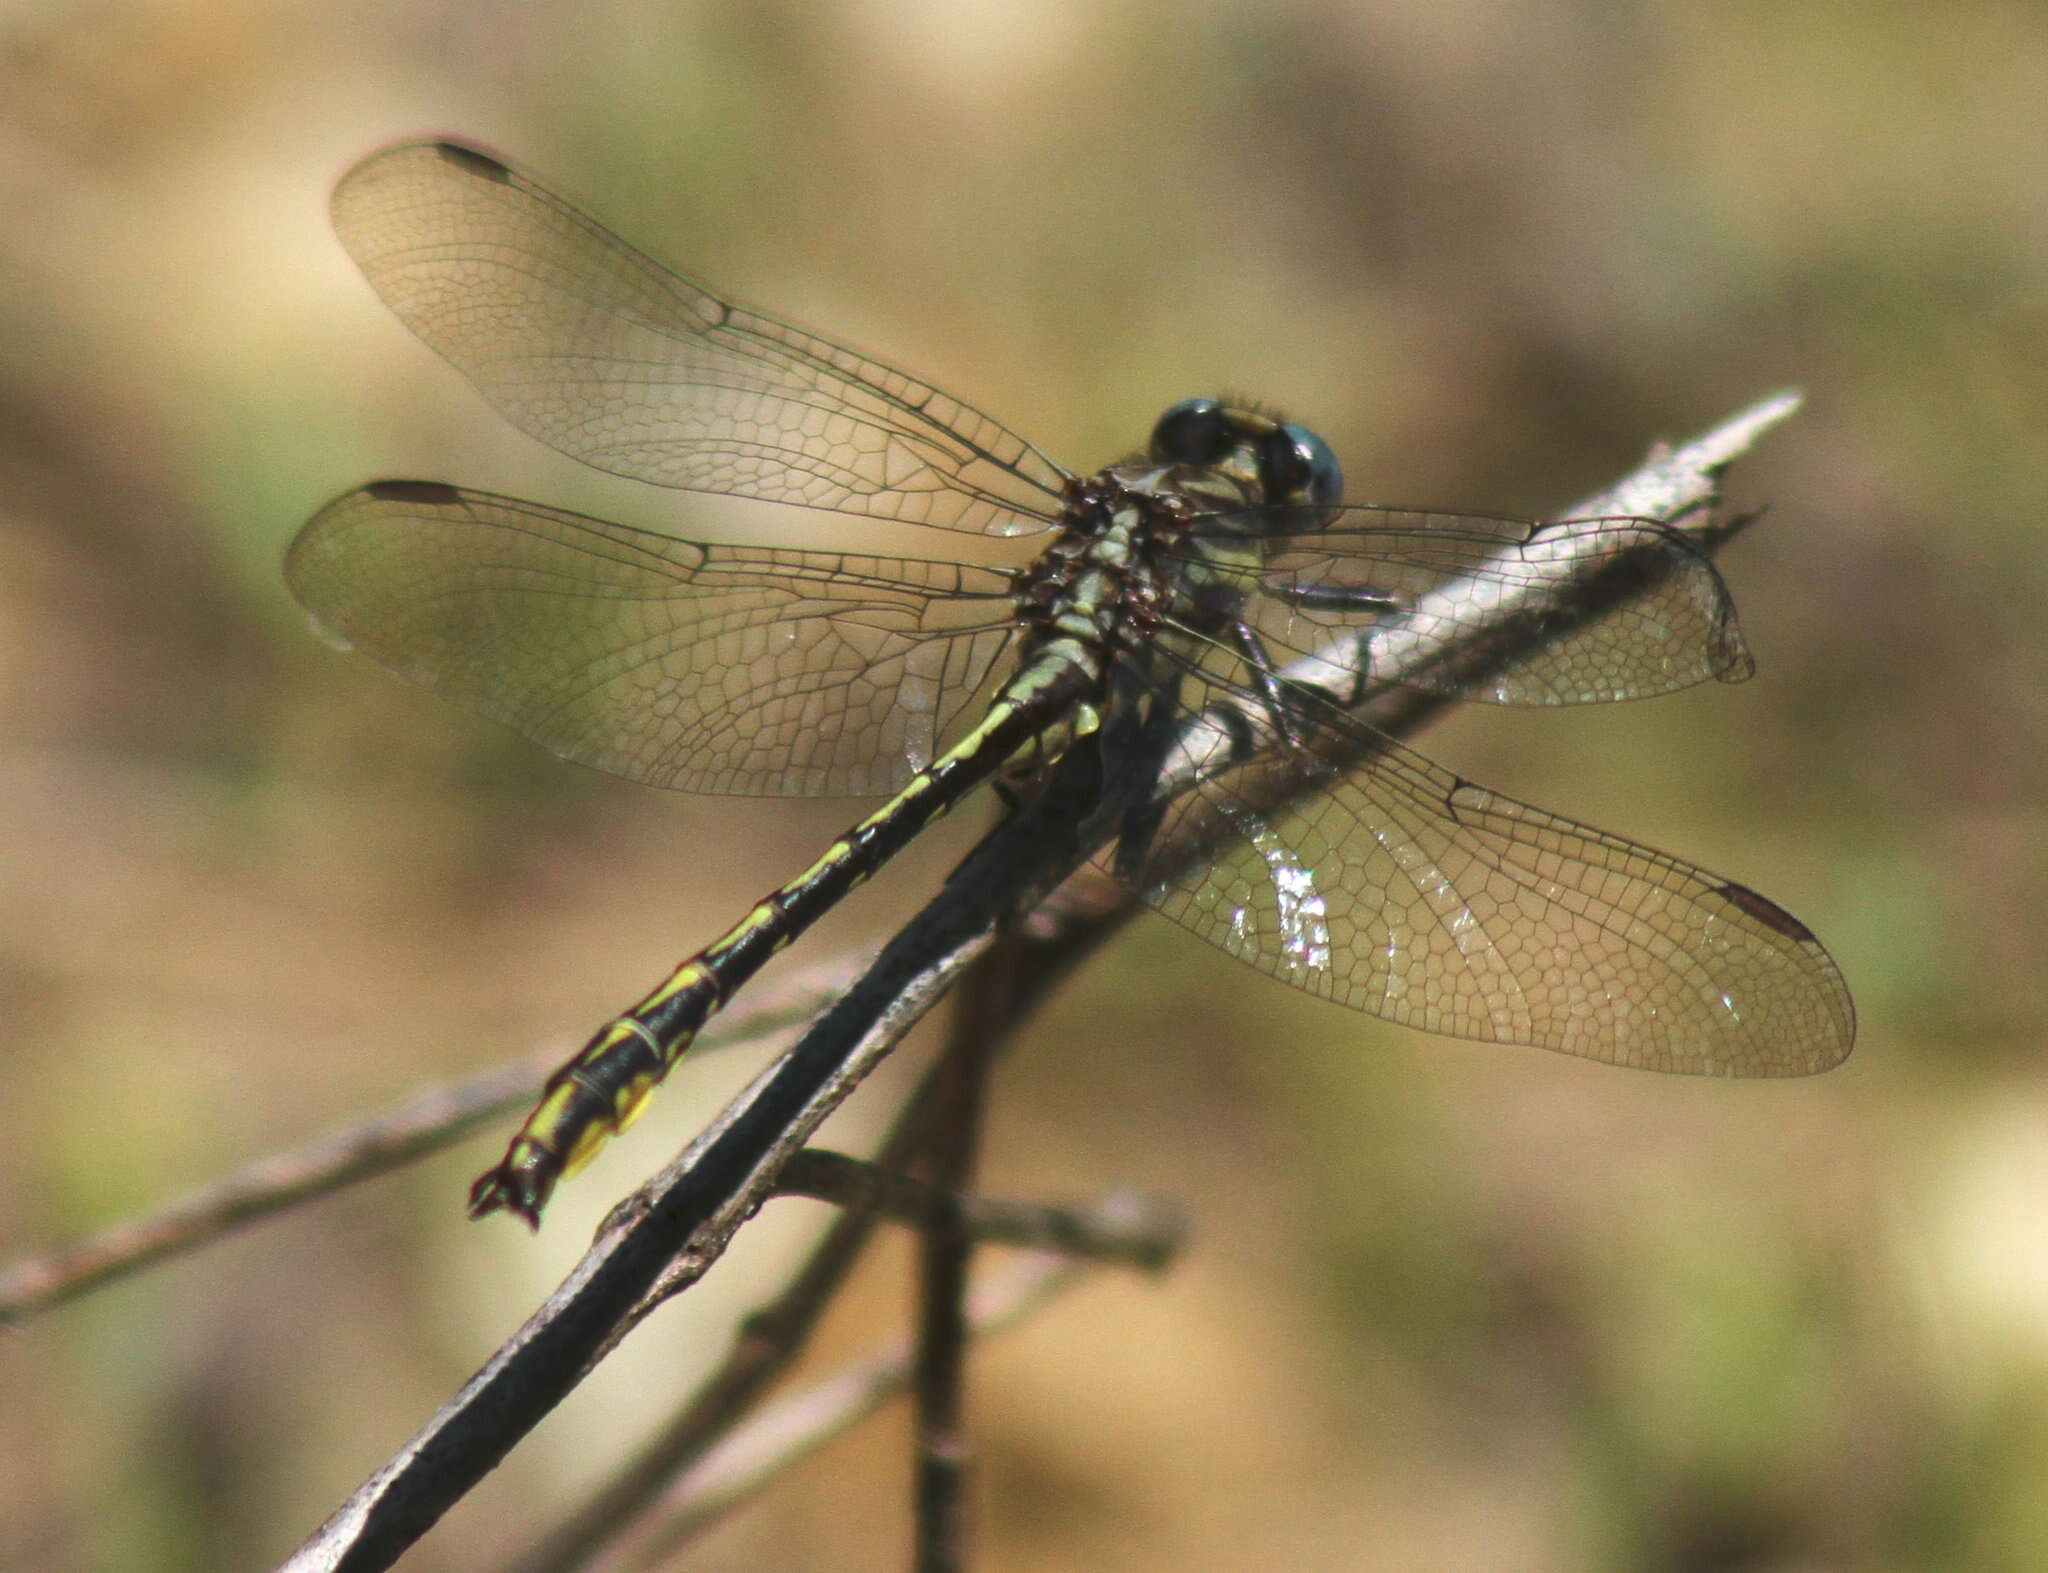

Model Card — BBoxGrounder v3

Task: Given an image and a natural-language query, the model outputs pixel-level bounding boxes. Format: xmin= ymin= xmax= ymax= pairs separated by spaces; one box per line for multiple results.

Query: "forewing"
xmin=1105 ymin=685 xmax=1853 ymax=1074
xmin=287 ymin=483 xmax=1019 ymax=797
xmin=331 ymin=141 xmax=1070 ymax=536
xmin=1190 ymin=508 xmax=1753 ymax=706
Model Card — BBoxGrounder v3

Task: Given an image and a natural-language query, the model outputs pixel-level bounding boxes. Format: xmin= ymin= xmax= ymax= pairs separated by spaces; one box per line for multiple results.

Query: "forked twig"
xmin=589 ymin=1250 xmax=1123 ymax=1573
xmin=503 ymin=1080 xmax=1179 ymax=1573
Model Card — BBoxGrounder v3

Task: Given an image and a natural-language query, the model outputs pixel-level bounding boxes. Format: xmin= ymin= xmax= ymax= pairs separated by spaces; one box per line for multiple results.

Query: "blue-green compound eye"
xmin=1149 ymin=398 xmax=1233 ymax=465
xmin=1257 ymin=423 xmax=1344 ymax=507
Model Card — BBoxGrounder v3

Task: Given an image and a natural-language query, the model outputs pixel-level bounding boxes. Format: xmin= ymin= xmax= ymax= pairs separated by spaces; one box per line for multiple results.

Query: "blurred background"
xmin=0 ymin=0 xmax=2042 ymax=1568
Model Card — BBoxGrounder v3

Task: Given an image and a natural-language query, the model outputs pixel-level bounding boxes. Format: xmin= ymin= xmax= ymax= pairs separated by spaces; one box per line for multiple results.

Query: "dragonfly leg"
xmin=1263 ymin=580 xmax=1402 ymax=699
xmin=1261 ymin=580 xmax=1403 ymax=618
xmin=1228 ymin=619 xmax=1327 ymax=756
xmin=1101 ymin=683 xmax=1200 ymax=885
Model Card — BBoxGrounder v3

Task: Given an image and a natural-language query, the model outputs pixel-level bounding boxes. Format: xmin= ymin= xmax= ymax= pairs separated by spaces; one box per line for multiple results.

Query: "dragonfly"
xmin=288 ymin=141 xmax=1855 ymax=1229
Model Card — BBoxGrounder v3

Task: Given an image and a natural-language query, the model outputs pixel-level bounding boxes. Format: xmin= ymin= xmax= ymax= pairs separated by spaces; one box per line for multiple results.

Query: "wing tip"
xmin=362 ymin=478 xmax=467 ymax=507
xmin=1711 ymin=880 xmax=1859 ymax=1068
xmin=333 ymin=136 xmax=516 ymax=204
xmin=1714 ymin=880 xmax=1817 ymax=945
xmin=429 ymin=141 xmax=513 ymax=184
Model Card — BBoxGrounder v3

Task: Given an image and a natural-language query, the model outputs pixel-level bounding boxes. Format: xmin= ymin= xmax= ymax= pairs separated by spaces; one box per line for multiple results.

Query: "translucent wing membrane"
xmin=288 ymin=483 xmax=1019 ymax=797
xmin=331 ymin=142 xmax=1071 ymax=536
xmin=1185 ymin=507 xmax=1753 ymax=707
xmin=1101 ymin=665 xmax=1853 ymax=1075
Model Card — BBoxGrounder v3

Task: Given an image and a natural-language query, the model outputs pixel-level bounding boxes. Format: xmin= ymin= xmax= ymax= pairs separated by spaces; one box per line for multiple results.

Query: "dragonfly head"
xmin=1148 ymin=398 xmax=1344 ymax=516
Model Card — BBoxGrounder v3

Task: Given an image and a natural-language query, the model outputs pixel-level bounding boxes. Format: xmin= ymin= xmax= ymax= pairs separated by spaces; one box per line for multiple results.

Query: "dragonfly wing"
xmin=288 ymin=483 xmax=1019 ymax=797
xmin=331 ymin=141 xmax=1071 ymax=537
xmin=1101 ymin=684 xmax=1853 ymax=1074
xmin=1198 ymin=508 xmax=1752 ymax=706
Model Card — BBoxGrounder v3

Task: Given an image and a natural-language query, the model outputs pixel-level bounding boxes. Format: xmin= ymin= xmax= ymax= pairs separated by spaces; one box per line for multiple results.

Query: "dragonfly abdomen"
xmin=467 ymin=657 xmax=1098 ymax=1226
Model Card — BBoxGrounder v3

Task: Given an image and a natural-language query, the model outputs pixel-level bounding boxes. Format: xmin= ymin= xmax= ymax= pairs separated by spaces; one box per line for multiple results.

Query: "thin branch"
xmin=775 ymin=1151 xmax=1184 ymax=1268
xmin=599 ymin=1251 xmax=1112 ymax=1573
xmin=512 ymin=1164 xmax=1178 ymax=1573
xmin=274 ymin=392 xmax=1801 ymax=1573
xmin=0 ymin=981 xmax=842 ymax=1324
xmin=908 ymin=1010 xmax=996 ymax=1573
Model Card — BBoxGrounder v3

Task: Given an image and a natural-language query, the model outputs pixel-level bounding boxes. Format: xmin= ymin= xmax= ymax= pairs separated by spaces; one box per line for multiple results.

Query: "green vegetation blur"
xmin=0 ymin=2 xmax=2041 ymax=1569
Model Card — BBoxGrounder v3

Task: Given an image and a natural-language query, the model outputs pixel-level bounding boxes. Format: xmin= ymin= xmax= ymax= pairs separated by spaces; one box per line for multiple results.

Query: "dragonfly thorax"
xmin=1014 ymin=464 xmax=1261 ymax=673
xmin=1010 ymin=396 xmax=1356 ymax=684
